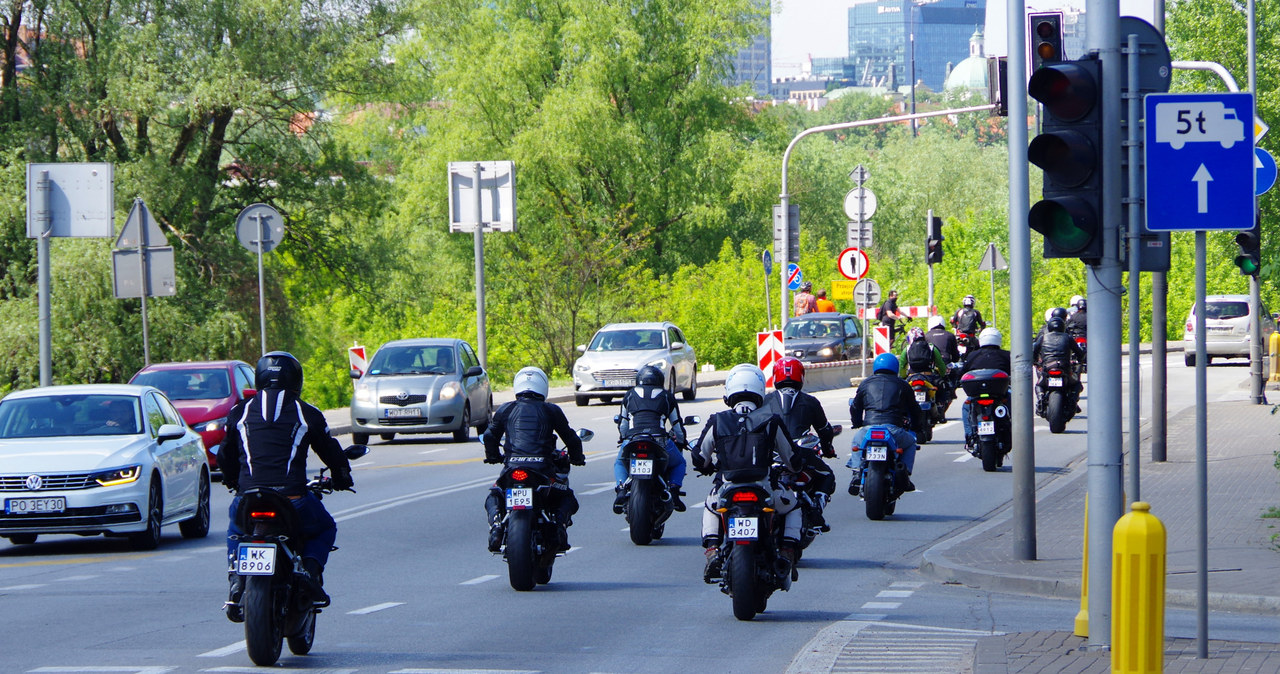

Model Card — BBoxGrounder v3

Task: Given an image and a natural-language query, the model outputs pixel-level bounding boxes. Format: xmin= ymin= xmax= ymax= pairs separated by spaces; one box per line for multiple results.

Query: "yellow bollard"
xmin=1075 ymin=494 xmax=1089 ymax=637
xmin=1269 ymin=332 xmax=1280 ymax=383
xmin=1111 ymin=502 xmax=1166 ymax=674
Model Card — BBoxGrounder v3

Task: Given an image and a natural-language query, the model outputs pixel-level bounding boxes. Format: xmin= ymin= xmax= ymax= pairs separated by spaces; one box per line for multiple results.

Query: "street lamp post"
xmin=909 ymin=4 xmax=918 ymax=136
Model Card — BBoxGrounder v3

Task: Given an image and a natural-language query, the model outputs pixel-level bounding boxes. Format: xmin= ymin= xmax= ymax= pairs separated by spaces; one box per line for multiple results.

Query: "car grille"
xmin=380 ymin=394 xmax=427 ymax=406
xmin=592 ymin=369 xmax=638 ymax=383
xmin=0 ymin=473 xmax=97 ymax=492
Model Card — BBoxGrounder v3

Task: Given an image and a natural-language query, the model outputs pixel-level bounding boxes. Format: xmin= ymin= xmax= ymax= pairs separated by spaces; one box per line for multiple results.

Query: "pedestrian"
xmin=814 ymin=289 xmax=836 ymax=313
xmin=793 ymin=281 xmax=817 ymax=316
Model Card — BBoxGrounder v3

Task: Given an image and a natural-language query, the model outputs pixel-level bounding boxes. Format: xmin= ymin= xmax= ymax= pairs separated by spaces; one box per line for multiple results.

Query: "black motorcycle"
xmin=960 ymin=369 xmax=1012 ymax=472
xmin=1036 ymin=363 xmax=1080 ymax=434
xmin=494 ymin=428 xmax=594 ymax=590
xmin=710 ymin=480 xmax=792 ymax=621
xmin=790 ymin=427 xmax=841 ymax=549
xmin=231 ymin=444 xmax=368 ymax=667
xmin=614 ymin=416 xmax=699 ymax=546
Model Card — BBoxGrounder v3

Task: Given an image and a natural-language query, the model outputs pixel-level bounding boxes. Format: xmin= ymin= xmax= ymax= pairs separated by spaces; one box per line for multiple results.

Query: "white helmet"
xmin=928 ymin=315 xmax=944 ymax=330
xmin=1069 ymin=294 xmax=1083 ymax=307
xmin=978 ymin=327 xmax=1003 ymax=348
xmin=724 ymin=363 xmax=766 ymax=407
xmin=512 ymin=366 xmax=549 ymax=398
xmin=1044 ymin=308 xmax=1055 ymax=322
xmin=963 ymin=295 xmax=976 ymax=307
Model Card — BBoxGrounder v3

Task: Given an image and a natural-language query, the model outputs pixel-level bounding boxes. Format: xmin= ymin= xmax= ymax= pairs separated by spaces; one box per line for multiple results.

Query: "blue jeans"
xmin=226 ymin=493 xmax=337 ymax=568
xmin=614 ymin=438 xmax=686 ymax=488
xmin=847 ymin=425 xmax=918 ymax=473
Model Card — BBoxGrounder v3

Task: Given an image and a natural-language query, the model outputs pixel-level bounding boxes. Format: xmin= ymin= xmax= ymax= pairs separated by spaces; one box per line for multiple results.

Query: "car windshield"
xmin=783 ymin=319 xmax=842 ymax=340
xmin=132 ymin=368 xmax=231 ymax=401
xmin=367 ymin=346 xmax=456 ymax=375
xmin=0 ymin=394 xmax=141 ymax=439
xmin=1202 ymin=301 xmax=1249 ymax=320
xmin=587 ymin=330 xmax=666 ymax=351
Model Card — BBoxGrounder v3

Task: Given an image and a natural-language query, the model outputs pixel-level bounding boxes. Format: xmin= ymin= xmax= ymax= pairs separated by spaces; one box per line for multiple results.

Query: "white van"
xmin=1181 ymin=294 xmax=1276 ymax=366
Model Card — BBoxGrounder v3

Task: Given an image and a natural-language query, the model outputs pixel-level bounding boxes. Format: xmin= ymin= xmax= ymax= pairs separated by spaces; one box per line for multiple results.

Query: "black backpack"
xmin=710 ymin=408 xmax=777 ymax=483
xmin=906 ymin=339 xmax=934 ymax=371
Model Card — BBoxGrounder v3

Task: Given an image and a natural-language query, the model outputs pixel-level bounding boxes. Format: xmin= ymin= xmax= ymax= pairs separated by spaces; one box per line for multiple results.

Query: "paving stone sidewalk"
xmin=974 ymin=631 xmax=1280 ymax=673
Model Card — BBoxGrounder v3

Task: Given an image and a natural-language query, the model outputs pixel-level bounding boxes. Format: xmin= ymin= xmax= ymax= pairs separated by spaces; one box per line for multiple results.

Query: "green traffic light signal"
xmin=1234 ymin=229 xmax=1261 ymax=276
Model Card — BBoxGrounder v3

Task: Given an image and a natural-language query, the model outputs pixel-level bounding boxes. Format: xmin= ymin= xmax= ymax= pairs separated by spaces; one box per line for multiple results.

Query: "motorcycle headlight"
xmin=353 ymin=386 xmax=372 ymax=403
xmin=92 ymin=465 xmax=142 ymax=487
xmin=439 ymin=382 xmax=462 ymax=400
xmin=193 ymin=419 xmax=224 ymax=433
xmin=818 ymin=347 xmax=835 ymax=357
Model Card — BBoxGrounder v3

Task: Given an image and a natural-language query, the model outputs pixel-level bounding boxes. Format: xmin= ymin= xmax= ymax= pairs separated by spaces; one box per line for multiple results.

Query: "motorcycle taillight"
xmin=1048 ymin=370 xmax=1062 ymax=376
xmin=634 ymin=452 xmax=650 ymax=459
xmin=511 ymin=469 xmax=529 ymax=482
xmin=870 ymin=429 xmax=887 ymax=441
xmin=978 ymin=399 xmax=995 ymax=406
xmin=250 ymin=511 xmax=277 ymax=519
xmin=731 ymin=491 xmax=760 ymax=503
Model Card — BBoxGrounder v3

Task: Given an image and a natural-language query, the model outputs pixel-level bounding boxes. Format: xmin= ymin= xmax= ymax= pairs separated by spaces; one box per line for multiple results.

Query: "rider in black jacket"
xmin=1032 ymin=317 xmax=1086 ymax=409
xmin=763 ymin=357 xmax=837 ymax=530
xmin=925 ymin=316 xmax=961 ymax=365
xmin=849 ymin=353 xmax=923 ymax=494
xmin=219 ymin=351 xmax=354 ymax=620
xmin=482 ymin=366 xmax=586 ymax=553
xmin=959 ymin=328 xmax=1013 ymax=446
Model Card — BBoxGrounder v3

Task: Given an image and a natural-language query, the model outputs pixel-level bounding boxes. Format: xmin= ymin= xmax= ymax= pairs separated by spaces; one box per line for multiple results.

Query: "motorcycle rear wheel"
xmin=918 ymin=422 xmax=933 ymax=444
xmin=505 ymin=512 xmax=537 ymax=591
xmin=1047 ymin=392 xmax=1067 ymax=434
xmin=980 ymin=439 xmax=1000 ymax=472
xmin=286 ymin=609 xmax=316 ymax=655
xmin=728 ymin=545 xmax=761 ymax=621
xmin=627 ymin=483 xmax=655 ymax=546
xmin=864 ymin=463 xmax=889 ymax=521
xmin=243 ymin=575 xmax=284 ymax=666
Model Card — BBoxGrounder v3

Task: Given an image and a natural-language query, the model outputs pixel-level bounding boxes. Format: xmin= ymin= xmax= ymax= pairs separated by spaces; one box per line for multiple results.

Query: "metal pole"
xmin=1125 ymin=33 xmax=1141 ymax=504
xmin=1151 ymin=0 xmax=1168 ymax=465
xmin=1247 ymin=0 xmax=1263 ymax=404
xmin=909 ymin=6 xmax=917 ymax=137
xmin=1194 ymin=231 xmax=1208 ymax=658
xmin=1085 ymin=0 xmax=1123 ymax=649
xmin=37 ymin=170 xmax=51 ymax=387
xmin=473 ymin=163 xmax=488 ymax=368
xmin=1007 ymin=0 xmax=1036 ymax=562
xmin=256 ymin=221 xmax=266 ymax=355
xmin=137 ymin=199 xmax=151 ymax=366
xmin=989 ymin=264 xmax=997 ymax=327
xmin=926 ymin=209 xmax=934 ymax=310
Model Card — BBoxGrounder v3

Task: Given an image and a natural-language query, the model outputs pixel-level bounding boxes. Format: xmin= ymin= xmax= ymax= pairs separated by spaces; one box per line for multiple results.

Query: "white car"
xmin=1182 ymin=294 xmax=1276 ymax=366
xmin=0 ymin=384 xmax=211 ymax=549
xmin=572 ymin=322 xmax=697 ymax=406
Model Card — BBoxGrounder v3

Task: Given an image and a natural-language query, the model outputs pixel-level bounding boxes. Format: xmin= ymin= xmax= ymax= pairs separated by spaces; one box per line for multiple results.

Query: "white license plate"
xmin=236 ymin=543 xmax=277 ymax=575
xmin=1048 ymin=377 xmax=1063 ymax=388
xmin=385 ymin=407 xmax=421 ymax=418
xmin=506 ymin=487 xmax=533 ymax=510
xmin=979 ymin=420 xmax=996 ymax=436
xmin=605 ymin=379 xmax=634 ymax=388
xmin=865 ymin=445 xmax=888 ymax=461
xmin=5 ymin=497 xmax=66 ymax=514
xmin=914 ymin=391 xmax=927 ymax=402
xmin=727 ymin=516 xmax=758 ymax=540
xmin=630 ymin=459 xmax=654 ymax=476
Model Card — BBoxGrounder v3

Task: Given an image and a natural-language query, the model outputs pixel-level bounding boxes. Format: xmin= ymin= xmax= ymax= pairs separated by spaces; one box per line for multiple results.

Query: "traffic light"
xmin=1027 ymin=56 xmax=1104 ymax=263
xmin=1029 ymin=12 xmax=1064 ymax=72
xmin=926 ymin=215 xmax=944 ymax=265
xmin=1234 ymin=221 xmax=1261 ymax=276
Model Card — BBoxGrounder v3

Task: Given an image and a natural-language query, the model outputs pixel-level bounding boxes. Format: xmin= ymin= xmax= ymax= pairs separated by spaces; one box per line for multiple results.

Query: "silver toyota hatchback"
xmin=349 ymin=338 xmax=492 ymax=443
xmin=1181 ymin=294 xmax=1276 ymax=366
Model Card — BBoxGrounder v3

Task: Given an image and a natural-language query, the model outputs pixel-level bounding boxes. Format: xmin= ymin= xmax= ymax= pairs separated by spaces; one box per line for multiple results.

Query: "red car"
xmin=130 ymin=360 xmax=257 ymax=473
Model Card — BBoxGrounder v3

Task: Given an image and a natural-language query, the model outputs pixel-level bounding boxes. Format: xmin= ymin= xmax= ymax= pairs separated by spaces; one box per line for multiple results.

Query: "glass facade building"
xmin=847 ymin=0 xmax=985 ymax=92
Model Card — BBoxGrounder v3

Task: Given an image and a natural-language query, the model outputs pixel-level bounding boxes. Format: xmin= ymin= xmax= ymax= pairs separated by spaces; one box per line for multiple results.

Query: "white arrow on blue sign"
xmin=786 ymin=263 xmax=803 ymax=291
xmin=1255 ymin=147 xmax=1276 ymax=196
xmin=1145 ymin=92 xmax=1255 ymax=231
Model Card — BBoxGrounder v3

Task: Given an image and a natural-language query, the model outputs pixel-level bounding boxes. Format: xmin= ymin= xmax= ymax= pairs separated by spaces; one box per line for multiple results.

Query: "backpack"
xmin=876 ymin=304 xmax=887 ymax=322
xmin=711 ymin=408 xmax=776 ymax=483
xmin=906 ymin=339 xmax=934 ymax=371
xmin=956 ymin=308 xmax=979 ymax=332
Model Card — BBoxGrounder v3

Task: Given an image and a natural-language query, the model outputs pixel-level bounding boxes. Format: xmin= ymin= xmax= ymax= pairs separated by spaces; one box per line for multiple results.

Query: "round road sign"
xmin=235 ymin=203 xmax=285 ymax=253
xmin=843 ymin=187 xmax=878 ymax=221
xmin=786 ymin=263 xmax=803 ymax=291
xmin=837 ymin=247 xmax=870 ymax=280
xmin=854 ymin=278 xmax=881 ymax=306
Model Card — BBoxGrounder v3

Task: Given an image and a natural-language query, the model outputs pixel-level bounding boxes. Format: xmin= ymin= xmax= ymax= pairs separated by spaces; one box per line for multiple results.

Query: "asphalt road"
xmin=1 ymin=353 xmax=1274 ymax=673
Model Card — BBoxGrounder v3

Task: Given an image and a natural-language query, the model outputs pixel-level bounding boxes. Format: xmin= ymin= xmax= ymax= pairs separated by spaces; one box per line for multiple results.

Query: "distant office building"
xmin=847 ymin=0 xmax=986 ymax=93
xmin=731 ymin=0 xmax=772 ymax=97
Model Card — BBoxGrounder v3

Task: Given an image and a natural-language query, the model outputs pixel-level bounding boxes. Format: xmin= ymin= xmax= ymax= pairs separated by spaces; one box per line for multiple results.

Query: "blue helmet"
xmin=872 ymin=353 xmax=899 ymax=374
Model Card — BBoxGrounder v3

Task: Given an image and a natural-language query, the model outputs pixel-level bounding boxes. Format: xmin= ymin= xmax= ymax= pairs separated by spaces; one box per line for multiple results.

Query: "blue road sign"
xmin=1256 ymin=147 xmax=1276 ymax=196
xmin=1145 ymin=92 xmax=1255 ymax=231
xmin=786 ymin=263 xmax=802 ymax=291
xmin=762 ymin=250 xmax=773 ymax=276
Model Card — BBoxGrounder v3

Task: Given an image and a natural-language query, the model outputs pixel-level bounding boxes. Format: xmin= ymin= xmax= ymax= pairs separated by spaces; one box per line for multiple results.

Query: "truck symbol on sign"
xmin=1155 ymin=102 xmax=1245 ymax=150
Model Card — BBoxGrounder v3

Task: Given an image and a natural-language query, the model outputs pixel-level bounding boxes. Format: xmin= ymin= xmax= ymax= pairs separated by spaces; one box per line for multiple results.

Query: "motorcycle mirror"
xmin=576 ymin=428 xmax=595 ymax=443
xmin=612 ymin=414 xmax=621 ymax=424
xmin=345 ymin=444 xmax=370 ymax=460
xmin=683 ymin=415 xmax=701 ymax=426
xmin=847 ymin=398 xmax=855 ymax=406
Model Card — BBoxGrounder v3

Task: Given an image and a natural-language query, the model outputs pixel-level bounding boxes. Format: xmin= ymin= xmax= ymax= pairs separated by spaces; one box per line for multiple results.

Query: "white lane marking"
xmin=953 ymin=453 xmax=974 ymax=463
xmin=844 ymin=613 xmax=888 ymax=621
xmin=419 ymin=448 xmax=450 ymax=456
xmin=196 ymin=641 xmax=245 ymax=658
xmin=890 ymin=581 xmax=924 ymax=588
xmin=876 ymin=590 xmax=913 ymax=598
xmin=351 ymin=460 xmax=376 ymax=467
xmin=30 ymin=668 xmax=177 ymax=673
xmin=0 ymin=583 xmax=46 ymax=590
xmin=581 ymin=484 xmax=616 ymax=495
xmin=202 ymin=668 xmax=356 ymax=673
xmin=56 ymin=574 xmax=99 ymax=581
xmin=620 ymin=527 xmax=630 ymax=532
xmin=860 ymin=601 xmax=902 ymax=610
xmin=591 ymin=415 xmax=616 ymax=421
xmin=153 ymin=555 xmax=191 ymax=563
xmin=108 ymin=566 xmax=136 ymax=572
xmin=460 ymin=575 xmax=499 ymax=585
xmin=390 ymin=669 xmax=541 ymax=674
xmin=934 ymin=421 xmax=958 ymax=431
xmin=347 ymin=601 xmax=404 ymax=615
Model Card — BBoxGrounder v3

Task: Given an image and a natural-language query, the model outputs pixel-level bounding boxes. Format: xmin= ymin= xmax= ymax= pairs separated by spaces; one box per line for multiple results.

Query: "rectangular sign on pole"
xmin=111 ymin=247 xmax=176 ymax=298
xmin=831 ymin=279 xmax=856 ymax=301
xmin=26 ymin=163 xmax=114 ymax=238
xmin=772 ymin=204 xmax=799 ymax=264
xmin=447 ymin=161 xmax=516 ymax=232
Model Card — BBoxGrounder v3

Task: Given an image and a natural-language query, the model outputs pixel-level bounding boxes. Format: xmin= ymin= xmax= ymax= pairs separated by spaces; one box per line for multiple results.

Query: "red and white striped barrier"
xmin=873 ymin=325 xmax=892 ymax=356
xmin=756 ymin=330 xmax=783 ymax=387
xmin=855 ymin=305 xmax=938 ymax=320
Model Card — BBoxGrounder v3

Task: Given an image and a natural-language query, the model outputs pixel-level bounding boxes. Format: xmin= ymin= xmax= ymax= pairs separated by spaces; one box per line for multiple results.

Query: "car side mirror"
xmin=157 ymin=424 xmax=187 ymax=442
xmin=670 ymin=341 xmax=684 ymax=350
xmin=577 ymin=428 xmax=595 ymax=443
xmin=576 ymin=344 xmax=587 ymax=353
xmin=464 ymin=365 xmax=484 ymax=377
xmin=830 ymin=423 xmax=843 ymax=436
xmin=349 ymin=368 xmax=362 ymax=379
xmin=241 ymin=388 xmax=257 ymax=399
xmin=683 ymin=415 xmax=701 ymax=426
xmin=345 ymin=444 xmax=370 ymax=461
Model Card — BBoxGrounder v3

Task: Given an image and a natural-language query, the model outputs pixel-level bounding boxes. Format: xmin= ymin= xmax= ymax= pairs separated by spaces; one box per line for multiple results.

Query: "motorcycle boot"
xmin=812 ymin=493 xmax=831 ymax=532
xmin=669 ymin=486 xmax=687 ymax=512
xmin=894 ymin=462 xmax=916 ymax=493
xmin=224 ymin=571 xmax=244 ymax=623
xmin=299 ymin=557 xmax=329 ymax=606
xmin=848 ymin=468 xmax=861 ymax=496
xmin=612 ymin=485 xmax=628 ymax=514
xmin=702 ymin=536 xmax=723 ymax=583
xmin=779 ymin=537 xmax=801 ymax=582
xmin=487 ymin=513 xmax=505 ymax=553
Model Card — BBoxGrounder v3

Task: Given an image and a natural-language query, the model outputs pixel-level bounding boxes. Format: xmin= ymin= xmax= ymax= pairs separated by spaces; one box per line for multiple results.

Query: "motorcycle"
xmin=614 ymin=416 xmax=699 ymax=546
xmin=710 ymin=479 xmax=793 ymax=621
xmin=494 ymin=428 xmax=594 ymax=591
xmin=231 ymin=444 xmax=369 ymax=667
xmin=1036 ymin=363 xmax=1080 ymax=434
xmin=955 ymin=330 xmax=977 ymax=356
xmin=1072 ymin=334 xmax=1088 ymax=374
xmin=852 ymin=425 xmax=907 ymax=520
xmin=790 ymin=426 xmax=842 ymax=551
xmin=960 ymin=369 xmax=1012 ymax=472
xmin=904 ymin=374 xmax=940 ymax=443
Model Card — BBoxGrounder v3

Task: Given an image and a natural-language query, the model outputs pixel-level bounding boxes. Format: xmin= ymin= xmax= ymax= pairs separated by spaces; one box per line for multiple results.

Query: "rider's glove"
xmin=483 ymin=454 xmax=503 ymax=464
xmin=570 ymin=457 xmax=586 ymax=467
xmin=330 ymin=467 xmax=354 ymax=491
xmin=224 ymin=480 xmax=239 ymax=493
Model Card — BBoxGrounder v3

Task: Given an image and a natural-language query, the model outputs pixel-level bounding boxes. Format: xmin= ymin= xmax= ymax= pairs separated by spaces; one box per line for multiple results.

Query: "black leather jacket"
xmin=618 ymin=385 xmax=686 ymax=446
xmin=1032 ymin=331 xmax=1085 ymax=369
xmin=1066 ymin=309 xmax=1087 ymax=338
xmin=961 ymin=345 xmax=1012 ymax=375
xmin=925 ymin=327 xmax=961 ymax=364
xmin=219 ymin=389 xmax=351 ymax=496
xmin=483 ymin=394 xmax=584 ymax=466
xmin=764 ymin=388 xmax=834 ymax=453
xmin=850 ymin=372 xmax=924 ymax=433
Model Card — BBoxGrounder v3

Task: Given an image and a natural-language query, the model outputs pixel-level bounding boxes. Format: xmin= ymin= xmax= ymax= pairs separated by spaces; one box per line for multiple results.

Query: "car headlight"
xmin=574 ymin=362 xmax=590 ymax=372
xmin=92 ymin=465 xmax=142 ymax=487
xmin=439 ymin=382 xmax=462 ymax=400
xmin=645 ymin=359 xmax=669 ymax=370
xmin=818 ymin=347 xmax=835 ymax=357
xmin=353 ymin=386 xmax=372 ymax=403
xmin=193 ymin=419 xmax=224 ymax=433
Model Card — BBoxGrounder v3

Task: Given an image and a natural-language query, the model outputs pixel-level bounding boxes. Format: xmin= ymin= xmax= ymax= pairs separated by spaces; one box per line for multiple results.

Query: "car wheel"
xmin=352 ymin=432 xmax=370 ymax=444
xmin=667 ymin=371 xmax=676 ymax=397
xmin=7 ymin=534 xmax=37 ymax=545
xmin=682 ymin=368 xmax=698 ymax=401
xmin=128 ymin=477 xmax=163 ymax=551
xmin=575 ymin=394 xmax=589 ymax=407
xmin=453 ymin=404 xmax=471 ymax=442
xmin=179 ymin=469 xmax=211 ymax=539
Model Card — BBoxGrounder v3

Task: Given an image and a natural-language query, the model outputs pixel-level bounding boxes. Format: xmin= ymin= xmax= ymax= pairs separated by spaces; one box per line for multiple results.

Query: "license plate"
xmin=236 ymin=543 xmax=277 ymax=575
xmin=5 ymin=497 xmax=66 ymax=514
xmin=506 ymin=487 xmax=533 ymax=510
xmin=865 ymin=445 xmax=888 ymax=461
xmin=385 ymin=407 xmax=421 ymax=418
xmin=605 ymin=379 xmax=634 ymax=388
xmin=914 ymin=391 xmax=927 ymax=402
xmin=979 ymin=420 xmax=996 ymax=436
xmin=727 ymin=516 xmax=758 ymax=540
xmin=1048 ymin=377 xmax=1063 ymax=388
xmin=630 ymin=459 xmax=654 ymax=476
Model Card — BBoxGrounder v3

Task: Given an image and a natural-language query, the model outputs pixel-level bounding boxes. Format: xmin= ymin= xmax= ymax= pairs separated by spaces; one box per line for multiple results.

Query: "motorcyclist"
xmin=1066 ymin=297 xmax=1087 ymax=340
xmin=950 ymin=295 xmax=987 ymax=337
xmin=1067 ymin=294 xmax=1083 ymax=317
xmin=959 ymin=327 xmax=1012 ymax=450
xmin=1031 ymin=317 xmax=1086 ymax=413
xmin=219 ymin=351 xmax=355 ymax=622
xmin=613 ymin=365 xmax=688 ymax=513
xmin=482 ymin=367 xmax=586 ymax=553
xmin=693 ymin=364 xmax=803 ymax=583
xmin=763 ymin=357 xmax=837 ymax=531
xmin=925 ymin=315 xmax=961 ymax=366
xmin=848 ymin=353 xmax=923 ymax=495
xmin=900 ymin=326 xmax=947 ymax=378
xmin=1034 ymin=307 xmax=1070 ymax=342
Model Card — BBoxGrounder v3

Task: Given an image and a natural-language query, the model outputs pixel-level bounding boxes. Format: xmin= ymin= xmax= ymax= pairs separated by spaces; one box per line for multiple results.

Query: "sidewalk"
xmin=918 ymin=399 xmax=1280 ymax=671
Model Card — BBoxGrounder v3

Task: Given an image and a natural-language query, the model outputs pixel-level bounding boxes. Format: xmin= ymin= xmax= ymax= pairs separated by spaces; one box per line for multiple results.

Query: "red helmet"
xmin=773 ymin=357 xmax=805 ymax=389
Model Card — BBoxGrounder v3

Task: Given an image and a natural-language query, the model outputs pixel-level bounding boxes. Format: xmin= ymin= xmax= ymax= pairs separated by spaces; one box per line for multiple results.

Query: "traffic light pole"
xmin=926 ymin=209 xmax=935 ymax=309
xmin=1248 ymin=0 xmax=1265 ymax=405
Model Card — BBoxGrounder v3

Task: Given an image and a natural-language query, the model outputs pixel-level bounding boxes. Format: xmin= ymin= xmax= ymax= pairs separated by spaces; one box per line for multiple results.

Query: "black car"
xmin=783 ymin=313 xmax=863 ymax=363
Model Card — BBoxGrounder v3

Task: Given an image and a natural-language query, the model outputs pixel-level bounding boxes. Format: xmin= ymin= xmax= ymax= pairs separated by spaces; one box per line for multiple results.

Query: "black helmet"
xmin=801 ymin=281 xmax=812 ymax=292
xmin=1046 ymin=318 xmax=1066 ymax=333
xmin=256 ymin=351 xmax=303 ymax=394
xmin=637 ymin=365 xmax=664 ymax=387
xmin=1049 ymin=307 xmax=1068 ymax=321
xmin=1076 ymin=298 xmax=1086 ymax=311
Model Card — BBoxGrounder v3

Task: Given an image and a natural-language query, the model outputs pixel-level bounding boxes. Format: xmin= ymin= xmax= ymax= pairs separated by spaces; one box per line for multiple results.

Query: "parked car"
xmin=350 ymin=338 xmax=492 ymax=444
xmin=1182 ymin=294 xmax=1276 ymax=366
xmin=782 ymin=312 xmax=864 ymax=363
xmin=130 ymin=360 xmax=257 ymax=472
xmin=573 ymin=322 xmax=697 ymax=406
xmin=0 ymin=384 xmax=211 ymax=549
